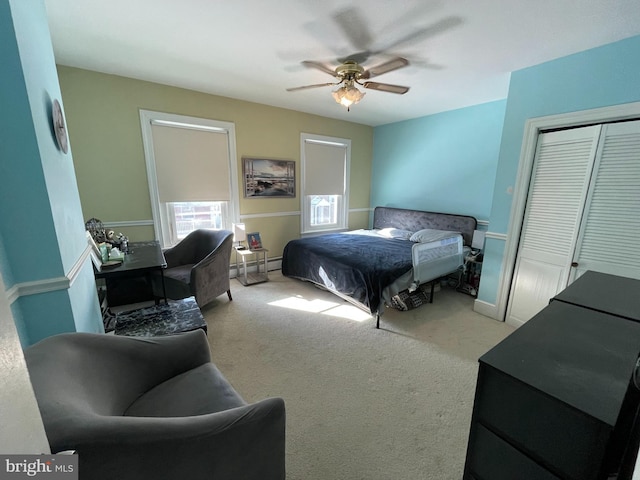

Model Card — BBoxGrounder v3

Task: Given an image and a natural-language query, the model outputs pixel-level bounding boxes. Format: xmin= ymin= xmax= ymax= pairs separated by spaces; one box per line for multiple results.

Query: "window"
xmin=140 ymin=110 xmax=239 ymax=247
xmin=169 ymin=201 xmax=226 ymax=240
xmin=301 ymin=133 xmax=350 ymax=234
xmin=310 ymin=195 xmax=338 ymax=226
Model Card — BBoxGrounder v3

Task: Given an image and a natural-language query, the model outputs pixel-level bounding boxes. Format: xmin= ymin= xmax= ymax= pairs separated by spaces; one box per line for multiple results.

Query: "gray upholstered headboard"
xmin=373 ymin=206 xmax=477 ymax=246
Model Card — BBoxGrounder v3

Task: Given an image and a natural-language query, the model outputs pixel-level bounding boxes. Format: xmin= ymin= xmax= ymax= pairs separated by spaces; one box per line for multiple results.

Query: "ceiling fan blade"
xmin=363 ymin=57 xmax=409 ymax=79
xmin=301 ymin=61 xmax=339 ymax=78
xmin=332 ymin=6 xmax=372 ymax=52
xmin=377 ymin=16 xmax=463 ymax=52
xmin=286 ymin=82 xmax=337 ymax=92
xmin=337 ymin=51 xmax=372 ymax=65
xmin=363 ymin=82 xmax=410 ymax=95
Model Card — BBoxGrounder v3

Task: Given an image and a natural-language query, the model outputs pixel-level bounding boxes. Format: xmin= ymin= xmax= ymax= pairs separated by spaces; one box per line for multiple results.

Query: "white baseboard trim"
xmin=268 ymin=258 xmax=282 ymax=272
xmin=485 ymin=231 xmax=507 ymax=241
xmin=6 ymin=248 xmax=281 ymax=304
xmin=473 ymin=298 xmax=501 ymax=320
xmin=239 ymin=211 xmax=300 ymax=220
xmin=102 ymin=220 xmax=154 ymax=228
xmin=6 ymin=276 xmax=70 ymax=305
xmin=239 ymin=208 xmax=371 ymax=221
xmin=101 ymin=210 xmax=373 ymax=225
xmin=67 ymin=244 xmax=92 ymax=287
xmin=5 ymin=245 xmax=93 ymax=304
xmin=230 ymin=257 xmax=282 ymax=278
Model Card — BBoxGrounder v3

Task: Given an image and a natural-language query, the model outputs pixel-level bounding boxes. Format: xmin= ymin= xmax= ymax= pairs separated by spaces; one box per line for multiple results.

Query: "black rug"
xmin=114 ymin=297 xmax=207 ymax=336
xmin=103 ymin=310 xmax=117 ymax=333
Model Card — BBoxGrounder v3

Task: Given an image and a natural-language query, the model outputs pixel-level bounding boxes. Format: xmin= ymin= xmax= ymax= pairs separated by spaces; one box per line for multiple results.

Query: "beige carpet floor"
xmin=201 ymin=272 xmax=514 ymax=480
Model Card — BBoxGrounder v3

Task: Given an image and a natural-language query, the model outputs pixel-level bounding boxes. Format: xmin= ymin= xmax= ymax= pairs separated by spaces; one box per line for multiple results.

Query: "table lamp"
xmin=471 ymin=230 xmax=485 ymax=252
xmin=233 ymin=223 xmax=247 ymax=249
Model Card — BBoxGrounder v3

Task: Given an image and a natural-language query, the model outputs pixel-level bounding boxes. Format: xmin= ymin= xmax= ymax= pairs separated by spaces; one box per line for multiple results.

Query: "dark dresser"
xmin=552 ymin=271 xmax=640 ymax=323
xmin=464 ymin=272 xmax=640 ymax=480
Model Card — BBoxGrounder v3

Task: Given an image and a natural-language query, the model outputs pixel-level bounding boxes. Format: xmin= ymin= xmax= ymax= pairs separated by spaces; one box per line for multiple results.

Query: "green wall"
xmin=57 ymin=66 xmax=373 ymax=258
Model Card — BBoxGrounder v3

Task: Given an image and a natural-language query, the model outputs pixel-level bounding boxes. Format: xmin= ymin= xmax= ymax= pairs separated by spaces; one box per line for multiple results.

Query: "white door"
xmin=570 ymin=120 xmax=640 ymax=282
xmin=506 ymin=126 xmax=601 ymax=327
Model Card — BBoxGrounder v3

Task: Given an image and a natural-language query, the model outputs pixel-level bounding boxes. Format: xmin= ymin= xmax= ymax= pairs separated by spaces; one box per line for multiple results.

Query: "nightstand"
xmin=458 ymin=252 xmax=483 ymax=297
xmin=235 ymin=247 xmax=269 ymax=286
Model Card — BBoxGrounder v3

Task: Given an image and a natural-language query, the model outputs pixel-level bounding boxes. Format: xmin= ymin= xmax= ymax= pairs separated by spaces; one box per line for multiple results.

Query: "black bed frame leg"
xmin=376 ymin=313 xmax=380 ymax=329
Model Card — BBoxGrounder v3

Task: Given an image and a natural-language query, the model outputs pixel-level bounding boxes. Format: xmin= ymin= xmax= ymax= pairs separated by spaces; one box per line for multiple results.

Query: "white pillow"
xmin=377 ymin=228 xmax=414 ymax=240
xmin=409 ymin=228 xmax=460 ymax=243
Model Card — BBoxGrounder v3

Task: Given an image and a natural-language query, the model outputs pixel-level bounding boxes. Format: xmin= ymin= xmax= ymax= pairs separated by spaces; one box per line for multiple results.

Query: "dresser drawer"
xmin=475 ymin=366 xmax=611 ymax=480
xmin=466 ymin=423 xmax=561 ymax=480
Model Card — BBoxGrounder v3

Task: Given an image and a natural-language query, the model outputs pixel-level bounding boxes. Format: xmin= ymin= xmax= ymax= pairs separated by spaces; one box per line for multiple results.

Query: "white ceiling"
xmin=43 ymin=0 xmax=640 ymax=127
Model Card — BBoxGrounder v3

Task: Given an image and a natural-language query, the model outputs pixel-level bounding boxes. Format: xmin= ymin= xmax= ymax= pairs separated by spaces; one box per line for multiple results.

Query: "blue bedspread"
xmin=281 ymin=232 xmax=413 ymax=314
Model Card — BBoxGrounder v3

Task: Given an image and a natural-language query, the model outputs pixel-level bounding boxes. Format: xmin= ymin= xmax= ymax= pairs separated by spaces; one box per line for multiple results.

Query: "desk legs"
xmin=161 ymin=269 xmax=167 ymax=303
xmin=152 ymin=269 xmax=168 ymax=305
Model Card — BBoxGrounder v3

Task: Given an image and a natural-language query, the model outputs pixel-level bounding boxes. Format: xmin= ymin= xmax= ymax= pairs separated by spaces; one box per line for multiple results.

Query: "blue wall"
xmin=370 ymin=34 xmax=640 ymax=318
xmin=371 ymin=100 xmax=506 ymax=222
xmin=0 ymin=0 xmax=61 ymax=284
xmin=478 ymin=34 xmax=640 ymax=307
xmin=1 ymin=0 xmax=102 ymax=346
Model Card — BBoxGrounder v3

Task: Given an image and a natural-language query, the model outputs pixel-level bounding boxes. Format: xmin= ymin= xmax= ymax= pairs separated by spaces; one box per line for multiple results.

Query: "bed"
xmin=281 ymin=206 xmax=477 ymax=328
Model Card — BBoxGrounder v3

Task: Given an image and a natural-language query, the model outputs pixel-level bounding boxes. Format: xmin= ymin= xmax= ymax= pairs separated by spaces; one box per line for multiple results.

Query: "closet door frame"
xmin=496 ymin=101 xmax=640 ymax=324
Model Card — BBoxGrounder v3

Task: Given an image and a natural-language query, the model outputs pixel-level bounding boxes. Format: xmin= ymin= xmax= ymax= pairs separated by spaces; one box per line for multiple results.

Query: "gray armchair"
xmin=154 ymin=229 xmax=234 ymax=308
xmin=24 ymin=330 xmax=286 ymax=480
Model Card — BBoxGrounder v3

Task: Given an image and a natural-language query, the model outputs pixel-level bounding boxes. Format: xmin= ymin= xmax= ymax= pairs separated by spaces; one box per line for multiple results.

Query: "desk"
xmin=94 ymin=241 xmax=167 ymax=307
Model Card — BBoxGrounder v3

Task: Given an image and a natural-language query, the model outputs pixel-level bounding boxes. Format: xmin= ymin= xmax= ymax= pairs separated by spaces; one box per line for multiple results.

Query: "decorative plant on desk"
xmin=85 ymin=218 xmax=129 ymax=253
xmin=85 ymin=217 xmax=106 ymax=242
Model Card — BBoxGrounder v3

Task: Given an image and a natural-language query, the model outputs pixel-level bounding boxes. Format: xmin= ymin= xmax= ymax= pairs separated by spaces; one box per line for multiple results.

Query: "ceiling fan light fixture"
xmin=332 ymin=83 xmax=365 ymax=111
xmin=290 ymin=57 xmax=409 ymax=110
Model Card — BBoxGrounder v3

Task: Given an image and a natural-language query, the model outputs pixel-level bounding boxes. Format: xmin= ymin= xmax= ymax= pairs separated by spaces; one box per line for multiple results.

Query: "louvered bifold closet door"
xmin=506 ymin=126 xmax=601 ymax=327
xmin=572 ymin=120 xmax=640 ymax=281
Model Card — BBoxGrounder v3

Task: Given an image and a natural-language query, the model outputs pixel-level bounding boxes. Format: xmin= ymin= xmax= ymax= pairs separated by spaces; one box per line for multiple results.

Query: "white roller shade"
xmin=151 ymin=123 xmax=230 ymax=202
xmin=304 ymin=141 xmax=346 ymax=195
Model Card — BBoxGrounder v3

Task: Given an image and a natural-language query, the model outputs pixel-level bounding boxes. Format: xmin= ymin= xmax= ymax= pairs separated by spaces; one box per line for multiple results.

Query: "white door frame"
xmin=139 ymin=109 xmax=240 ymax=245
xmin=496 ymin=101 xmax=640 ymax=323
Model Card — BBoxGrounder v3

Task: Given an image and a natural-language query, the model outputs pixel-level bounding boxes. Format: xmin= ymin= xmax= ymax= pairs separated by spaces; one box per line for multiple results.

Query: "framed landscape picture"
xmin=243 ymin=157 xmax=295 ymax=198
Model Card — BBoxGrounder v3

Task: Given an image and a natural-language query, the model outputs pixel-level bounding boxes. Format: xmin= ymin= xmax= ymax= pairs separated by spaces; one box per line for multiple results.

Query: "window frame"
xmin=167 ymin=201 xmax=228 ymax=242
xmin=300 ymin=133 xmax=351 ymax=235
xmin=139 ymin=110 xmax=240 ymax=247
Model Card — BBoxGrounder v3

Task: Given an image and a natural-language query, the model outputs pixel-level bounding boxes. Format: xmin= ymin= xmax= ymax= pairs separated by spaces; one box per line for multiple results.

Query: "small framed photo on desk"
xmin=87 ymin=230 xmax=102 ymax=269
xmin=247 ymin=232 xmax=263 ymax=250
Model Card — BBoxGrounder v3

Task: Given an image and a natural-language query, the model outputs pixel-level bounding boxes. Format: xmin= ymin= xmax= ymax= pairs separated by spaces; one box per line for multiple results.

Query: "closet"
xmin=506 ymin=119 xmax=640 ymax=327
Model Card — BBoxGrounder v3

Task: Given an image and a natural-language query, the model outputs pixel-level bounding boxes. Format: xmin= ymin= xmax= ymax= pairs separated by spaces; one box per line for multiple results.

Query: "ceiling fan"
xmin=286 ymin=57 xmax=410 ymax=111
xmin=284 ymin=6 xmax=462 ymax=111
